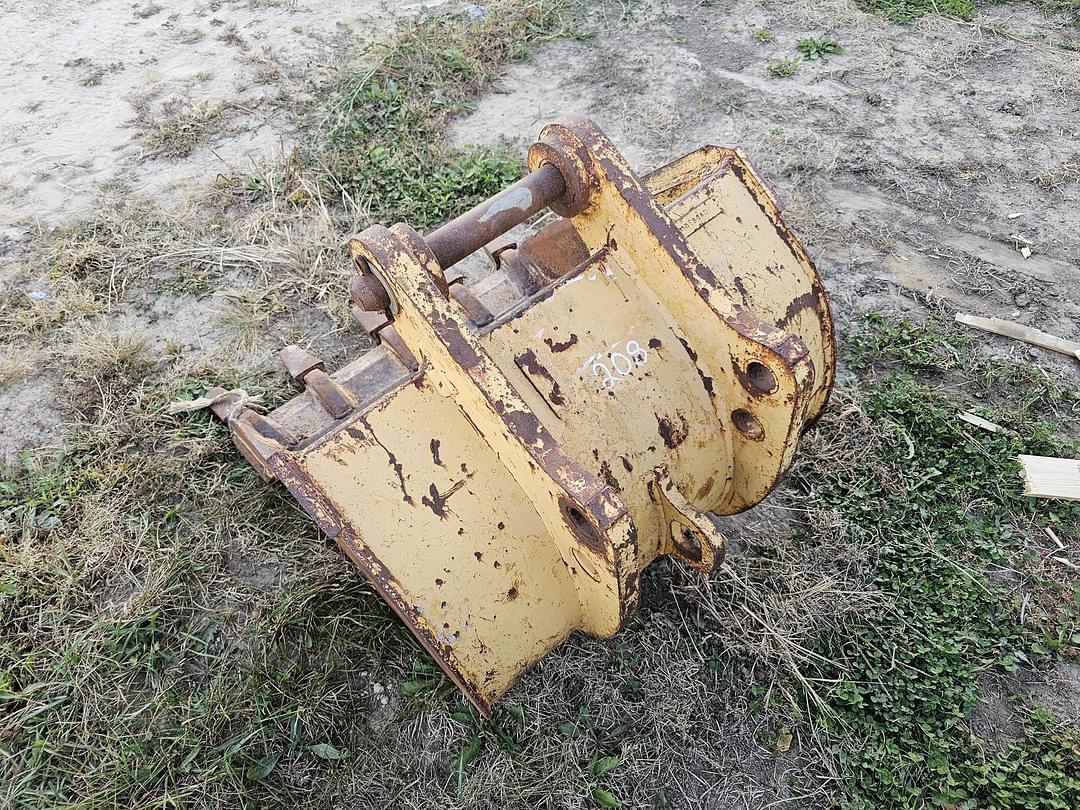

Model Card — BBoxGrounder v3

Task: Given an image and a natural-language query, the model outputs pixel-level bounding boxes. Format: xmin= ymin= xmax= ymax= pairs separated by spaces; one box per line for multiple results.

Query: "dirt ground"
xmin=452 ymin=1 xmax=1080 ymax=339
xmin=0 ymin=0 xmax=445 ymax=230
xmin=5 ymin=0 xmax=1076 ymax=459
xmin=2 ymin=0 xmax=1079 ymax=807
xmin=1 ymin=0 xmax=408 ymax=461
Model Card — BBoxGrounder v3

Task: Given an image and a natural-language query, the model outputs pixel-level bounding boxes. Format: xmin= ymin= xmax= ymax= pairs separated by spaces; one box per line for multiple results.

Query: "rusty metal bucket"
xmin=207 ymin=117 xmax=834 ymax=714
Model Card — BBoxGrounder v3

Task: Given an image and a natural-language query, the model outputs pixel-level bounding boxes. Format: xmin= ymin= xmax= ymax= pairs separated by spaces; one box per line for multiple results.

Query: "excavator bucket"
xmin=207 ymin=117 xmax=835 ymax=714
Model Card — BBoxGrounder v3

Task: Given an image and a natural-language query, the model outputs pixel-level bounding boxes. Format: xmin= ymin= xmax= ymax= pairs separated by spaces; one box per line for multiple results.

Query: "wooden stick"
xmin=1017 ymin=455 xmax=1080 ymax=501
xmin=955 ymin=313 xmax=1080 ymax=361
xmin=958 ymin=411 xmax=1014 ymax=435
xmin=1044 ymin=527 xmax=1064 ymax=550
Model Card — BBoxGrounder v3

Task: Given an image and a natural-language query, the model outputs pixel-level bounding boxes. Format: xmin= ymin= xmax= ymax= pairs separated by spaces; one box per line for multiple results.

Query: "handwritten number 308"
xmin=592 ymin=340 xmax=648 ymax=390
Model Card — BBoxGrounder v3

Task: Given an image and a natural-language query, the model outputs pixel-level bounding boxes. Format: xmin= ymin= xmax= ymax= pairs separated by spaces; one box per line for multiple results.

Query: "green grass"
xmin=768 ymin=57 xmax=801 ymax=77
xmin=796 ymin=36 xmax=843 ymax=60
xmin=858 ymin=0 xmax=1080 ymax=22
xmin=792 ymin=315 xmax=1080 ymax=808
xmin=857 ymin=0 xmax=978 ymax=21
xmin=311 ymin=1 xmax=597 ymax=229
xmin=0 ymin=375 xmax=413 ymax=807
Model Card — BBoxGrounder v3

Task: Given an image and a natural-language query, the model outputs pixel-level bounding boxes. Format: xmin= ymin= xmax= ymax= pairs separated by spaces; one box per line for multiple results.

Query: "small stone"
xmin=1014 ymin=293 xmax=1031 ymax=308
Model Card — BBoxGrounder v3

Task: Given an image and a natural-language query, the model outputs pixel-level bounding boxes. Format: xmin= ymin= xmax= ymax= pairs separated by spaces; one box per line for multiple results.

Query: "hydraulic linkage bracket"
xmin=207 ymin=117 xmax=835 ymax=714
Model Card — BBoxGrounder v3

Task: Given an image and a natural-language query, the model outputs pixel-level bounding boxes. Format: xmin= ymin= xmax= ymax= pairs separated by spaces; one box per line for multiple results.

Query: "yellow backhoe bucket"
xmin=207 ymin=117 xmax=835 ymax=714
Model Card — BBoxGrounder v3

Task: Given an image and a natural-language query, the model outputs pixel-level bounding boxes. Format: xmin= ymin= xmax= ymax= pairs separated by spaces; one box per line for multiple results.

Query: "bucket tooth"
xmin=278 ymin=346 xmax=355 ymax=420
xmin=280 ymin=345 xmax=324 ymax=382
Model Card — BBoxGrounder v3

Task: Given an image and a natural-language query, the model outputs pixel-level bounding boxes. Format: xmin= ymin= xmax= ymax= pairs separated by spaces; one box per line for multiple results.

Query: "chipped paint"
xmin=478 ymin=185 xmax=534 ymax=224
xmin=543 ymin=333 xmax=579 ymax=353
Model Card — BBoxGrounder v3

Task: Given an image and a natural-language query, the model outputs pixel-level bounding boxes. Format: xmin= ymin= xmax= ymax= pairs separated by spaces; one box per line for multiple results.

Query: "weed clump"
xmin=858 ymin=0 xmax=977 ymax=22
xmin=794 ymin=315 xmax=1080 ymax=808
xmin=796 ymin=36 xmax=843 ymax=60
xmin=314 ymin=1 xmax=594 ymax=228
xmin=768 ymin=57 xmax=801 ymax=77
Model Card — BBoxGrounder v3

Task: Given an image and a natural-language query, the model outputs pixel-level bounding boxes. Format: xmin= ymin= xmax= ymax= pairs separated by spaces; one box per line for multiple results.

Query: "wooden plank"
xmin=958 ymin=411 xmax=1014 ymax=435
xmin=955 ymin=313 xmax=1080 ymax=361
xmin=1017 ymin=455 xmax=1080 ymax=501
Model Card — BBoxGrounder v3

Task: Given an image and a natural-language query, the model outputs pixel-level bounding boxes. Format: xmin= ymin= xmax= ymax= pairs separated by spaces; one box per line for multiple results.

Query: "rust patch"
xmin=515 ymin=348 xmax=567 ymax=407
xmin=516 ymin=217 xmax=590 ymax=279
xmin=732 ymin=275 xmax=752 ymax=308
xmin=359 ymin=416 xmax=413 ymax=505
xmin=777 ymin=333 xmax=812 ymax=368
xmin=502 ymin=407 xmax=543 ymax=445
xmin=731 ymin=359 xmax=758 ymax=398
xmin=776 ymin=279 xmax=825 ymax=330
xmin=422 ymin=479 xmax=467 ymax=519
xmin=619 ymin=525 xmax=640 ymax=614
xmin=424 ymin=299 xmax=485 ymax=371
xmin=672 ymin=526 xmax=704 ymax=563
xmin=732 ymin=356 xmax=781 ymax=397
xmin=731 ymin=409 xmax=766 ymax=441
xmin=599 ymin=460 xmax=621 ymax=492
xmin=697 ymin=369 xmax=715 ymax=397
xmin=677 ymin=336 xmax=714 ymax=397
xmin=657 ymin=412 xmax=689 ymax=449
xmin=543 ymin=333 xmax=579 ymax=353
xmin=695 ymin=476 xmax=715 ymax=500
xmin=558 ymin=495 xmax=606 ymax=554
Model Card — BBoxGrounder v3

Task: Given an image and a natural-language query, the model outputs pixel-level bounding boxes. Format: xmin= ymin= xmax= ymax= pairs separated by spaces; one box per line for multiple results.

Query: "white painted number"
xmin=589 ymin=340 xmax=648 ymax=390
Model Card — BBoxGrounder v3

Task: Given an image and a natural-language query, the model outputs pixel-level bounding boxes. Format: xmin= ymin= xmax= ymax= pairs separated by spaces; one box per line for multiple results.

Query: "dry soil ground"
xmin=2 ymin=1 xmax=1079 ymax=808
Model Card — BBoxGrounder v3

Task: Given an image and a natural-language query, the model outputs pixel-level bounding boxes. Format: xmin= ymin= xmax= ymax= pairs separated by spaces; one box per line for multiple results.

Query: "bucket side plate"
xmin=272 ymin=374 xmax=584 ymax=713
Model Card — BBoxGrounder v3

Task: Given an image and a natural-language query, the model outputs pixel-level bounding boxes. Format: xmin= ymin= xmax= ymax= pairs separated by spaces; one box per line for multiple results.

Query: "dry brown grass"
xmin=0 ymin=348 xmax=35 ymax=388
xmin=134 ymin=96 xmax=230 ymax=159
xmin=1031 ymin=153 xmax=1080 ymax=191
xmin=688 ymin=392 xmax=886 ymax=718
xmin=67 ymin=321 xmax=154 ymax=377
